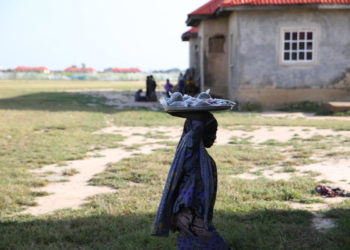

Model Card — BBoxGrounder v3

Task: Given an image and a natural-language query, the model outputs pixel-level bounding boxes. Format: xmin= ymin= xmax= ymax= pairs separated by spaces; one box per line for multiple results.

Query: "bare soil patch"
xmin=22 ymin=123 xmax=350 ymax=216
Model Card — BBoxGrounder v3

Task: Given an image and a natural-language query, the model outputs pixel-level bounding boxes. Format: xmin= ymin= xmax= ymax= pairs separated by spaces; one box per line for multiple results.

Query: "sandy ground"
xmin=22 ymin=133 xmax=168 ymax=216
xmin=23 ymin=124 xmax=350 ymax=216
xmin=21 ymin=91 xmax=350 ymax=230
xmin=261 ymin=111 xmax=350 ymax=120
xmin=21 ymin=125 xmax=350 ymax=232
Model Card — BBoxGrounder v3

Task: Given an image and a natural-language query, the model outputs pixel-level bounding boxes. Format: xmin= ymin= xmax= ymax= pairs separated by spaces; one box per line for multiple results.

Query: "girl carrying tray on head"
xmin=152 ymin=109 xmax=231 ymax=250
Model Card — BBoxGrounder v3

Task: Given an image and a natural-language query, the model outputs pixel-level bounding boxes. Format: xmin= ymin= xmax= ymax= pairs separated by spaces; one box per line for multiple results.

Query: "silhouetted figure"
xmin=148 ymin=75 xmax=158 ymax=102
xmin=135 ymin=89 xmax=147 ymax=102
xmin=185 ymin=76 xmax=196 ymax=96
xmin=164 ymin=79 xmax=173 ymax=97
xmin=195 ymin=77 xmax=201 ymax=93
xmin=178 ymin=73 xmax=185 ymax=94
xmin=153 ymin=112 xmax=230 ymax=249
xmin=146 ymin=76 xmax=152 ymax=100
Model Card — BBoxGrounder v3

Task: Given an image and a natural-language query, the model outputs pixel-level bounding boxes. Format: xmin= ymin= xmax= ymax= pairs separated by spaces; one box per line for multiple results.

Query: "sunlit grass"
xmin=0 ymin=80 xmax=350 ymax=249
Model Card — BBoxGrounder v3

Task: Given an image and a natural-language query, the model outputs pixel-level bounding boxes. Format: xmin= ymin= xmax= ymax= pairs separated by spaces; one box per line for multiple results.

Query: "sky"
xmin=0 ymin=0 xmax=208 ymax=71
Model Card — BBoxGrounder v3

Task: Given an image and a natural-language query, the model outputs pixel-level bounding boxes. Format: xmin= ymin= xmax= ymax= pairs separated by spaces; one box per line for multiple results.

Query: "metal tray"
xmin=163 ymin=104 xmax=234 ymax=112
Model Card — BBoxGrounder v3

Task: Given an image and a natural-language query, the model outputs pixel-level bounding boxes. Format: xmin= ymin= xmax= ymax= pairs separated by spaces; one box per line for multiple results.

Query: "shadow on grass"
xmin=1 ymin=208 xmax=349 ymax=249
xmin=0 ymin=92 xmax=159 ymax=113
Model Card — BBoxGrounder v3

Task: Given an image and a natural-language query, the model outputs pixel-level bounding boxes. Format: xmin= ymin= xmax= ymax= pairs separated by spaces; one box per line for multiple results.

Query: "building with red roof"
xmin=64 ymin=67 xmax=95 ymax=73
xmin=14 ymin=66 xmax=50 ymax=73
xmin=183 ymin=0 xmax=350 ymax=107
xmin=181 ymin=28 xmax=200 ymax=80
xmin=181 ymin=27 xmax=198 ymax=41
xmin=111 ymin=67 xmax=141 ymax=73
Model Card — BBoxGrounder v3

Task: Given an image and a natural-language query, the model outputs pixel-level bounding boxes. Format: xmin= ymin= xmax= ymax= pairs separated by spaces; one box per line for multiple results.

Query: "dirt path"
xmin=261 ymin=111 xmax=350 ymax=120
xmin=22 ymin=124 xmax=350 ymax=219
xmin=21 ymin=133 xmax=168 ymax=216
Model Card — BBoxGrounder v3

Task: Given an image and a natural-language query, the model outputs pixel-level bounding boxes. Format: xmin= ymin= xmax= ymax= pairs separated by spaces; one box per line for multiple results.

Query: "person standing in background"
xmin=178 ymin=73 xmax=185 ymax=94
xmin=185 ymin=76 xmax=196 ymax=96
xmin=164 ymin=79 xmax=173 ymax=97
xmin=149 ymin=75 xmax=158 ymax=101
xmin=146 ymin=75 xmax=152 ymax=100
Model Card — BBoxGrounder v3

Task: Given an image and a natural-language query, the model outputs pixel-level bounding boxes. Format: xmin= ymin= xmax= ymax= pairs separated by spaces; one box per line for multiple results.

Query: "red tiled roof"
xmin=187 ymin=0 xmax=349 ymax=25
xmin=15 ymin=66 xmax=49 ymax=71
xmin=182 ymin=27 xmax=199 ymax=41
xmin=189 ymin=0 xmax=350 ymax=17
xmin=189 ymin=0 xmax=224 ymax=16
xmin=111 ymin=67 xmax=141 ymax=73
xmin=64 ymin=67 xmax=95 ymax=72
xmin=186 ymin=27 xmax=199 ymax=34
xmin=222 ymin=0 xmax=350 ymax=7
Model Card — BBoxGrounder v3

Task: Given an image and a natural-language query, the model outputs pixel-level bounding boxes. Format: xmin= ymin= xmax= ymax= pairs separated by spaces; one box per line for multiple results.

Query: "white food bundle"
xmin=160 ymin=89 xmax=235 ymax=108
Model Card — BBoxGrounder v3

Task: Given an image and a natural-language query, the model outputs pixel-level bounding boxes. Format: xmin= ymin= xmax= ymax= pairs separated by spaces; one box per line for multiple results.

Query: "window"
xmin=209 ymin=35 xmax=225 ymax=53
xmin=282 ymin=30 xmax=315 ymax=63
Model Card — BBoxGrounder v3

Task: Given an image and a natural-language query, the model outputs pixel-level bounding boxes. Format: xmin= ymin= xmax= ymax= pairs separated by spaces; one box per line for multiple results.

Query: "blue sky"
xmin=0 ymin=0 xmax=207 ymax=71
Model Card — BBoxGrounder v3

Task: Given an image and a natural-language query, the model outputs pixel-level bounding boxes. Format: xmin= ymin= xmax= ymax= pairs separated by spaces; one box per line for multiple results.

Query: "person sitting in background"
xmin=164 ymin=79 xmax=173 ymax=97
xmin=135 ymin=89 xmax=147 ymax=102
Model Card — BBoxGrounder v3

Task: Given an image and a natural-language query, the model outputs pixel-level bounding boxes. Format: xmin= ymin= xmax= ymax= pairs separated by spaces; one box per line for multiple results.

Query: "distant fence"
xmin=0 ymin=72 xmax=180 ymax=81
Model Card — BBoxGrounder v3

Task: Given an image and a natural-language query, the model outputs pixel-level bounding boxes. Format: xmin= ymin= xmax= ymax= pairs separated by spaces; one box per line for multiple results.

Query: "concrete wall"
xmin=189 ymin=37 xmax=200 ymax=80
xmin=200 ymin=17 xmax=229 ymax=98
xmin=228 ymin=9 xmax=350 ymax=107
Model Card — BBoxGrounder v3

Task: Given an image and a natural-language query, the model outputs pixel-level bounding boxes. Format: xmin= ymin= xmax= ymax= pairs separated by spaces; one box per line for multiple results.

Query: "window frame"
xmin=208 ymin=35 xmax=225 ymax=54
xmin=280 ymin=28 xmax=317 ymax=65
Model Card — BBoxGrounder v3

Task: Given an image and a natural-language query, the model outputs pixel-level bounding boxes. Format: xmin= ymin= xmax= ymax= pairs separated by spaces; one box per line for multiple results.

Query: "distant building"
xmin=64 ymin=67 xmax=95 ymax=73
xmin=110 ymin=67 xmax=141 ymax=73
xmin=183 ymin=0 xmax=350 ymax=107
xmin=14 ymin=66 xmax=50 ymax=74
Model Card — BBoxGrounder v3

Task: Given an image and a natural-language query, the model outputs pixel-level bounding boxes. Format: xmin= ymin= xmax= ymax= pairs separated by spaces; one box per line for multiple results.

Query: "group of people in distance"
xmin=134 ymin=71 xmax=201 ymax=102
xmin=164 ymin=72 xmax=200 ymax=98
xmin=135 ymin=75 xmax=157 ymax=102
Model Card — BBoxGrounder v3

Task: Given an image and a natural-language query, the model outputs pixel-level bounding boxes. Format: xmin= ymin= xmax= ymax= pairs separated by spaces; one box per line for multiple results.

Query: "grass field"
xmin=0 ymin=80 xmax=350 ymax=249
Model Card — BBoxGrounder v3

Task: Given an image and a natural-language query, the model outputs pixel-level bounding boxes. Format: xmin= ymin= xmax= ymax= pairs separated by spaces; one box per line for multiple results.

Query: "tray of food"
xmin=160 ymin=90 xmax=235 ymax=112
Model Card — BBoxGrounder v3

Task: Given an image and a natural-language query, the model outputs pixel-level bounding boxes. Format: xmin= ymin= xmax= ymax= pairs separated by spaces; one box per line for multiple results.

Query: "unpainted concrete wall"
xmin=200 ymin=17 xmax=229 ymax=98
xmin=189 ymin=37 xmax=200 ymax=80
xmin=228 ymin=9 xmax=350 ymax=106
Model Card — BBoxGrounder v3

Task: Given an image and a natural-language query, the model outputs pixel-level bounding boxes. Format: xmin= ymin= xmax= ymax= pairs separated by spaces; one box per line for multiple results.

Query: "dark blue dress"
xmin=172 ymin=121 xmax=205 ymax=216
xmin=153 ymin=120 xmax=229 ymax=249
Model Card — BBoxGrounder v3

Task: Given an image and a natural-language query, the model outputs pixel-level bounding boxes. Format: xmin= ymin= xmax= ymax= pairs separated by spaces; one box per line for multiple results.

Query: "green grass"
xmin=303 ymin=170 xmax=322 ymax=177
xmin=278 ymin=101 xmax=323 ymax=113
xmin=2 ymin=148 xmax=348 ymax=249
xmin=209 ymin=145 xmax=285 ymax=175
xmin=1 ymin=80 xmax=350 ymax=249
xmin=0 ymin=79 xmax=147 ymax=94
xmin=281 ymin=167 xmax=297 ymax=173
xmin=62 ymin=168 xmax=80 ymax=176
xmin=0 ymin=82 xmax=126 ymax=215
xmin=229 ymin=136 xmax=253 ymax=145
